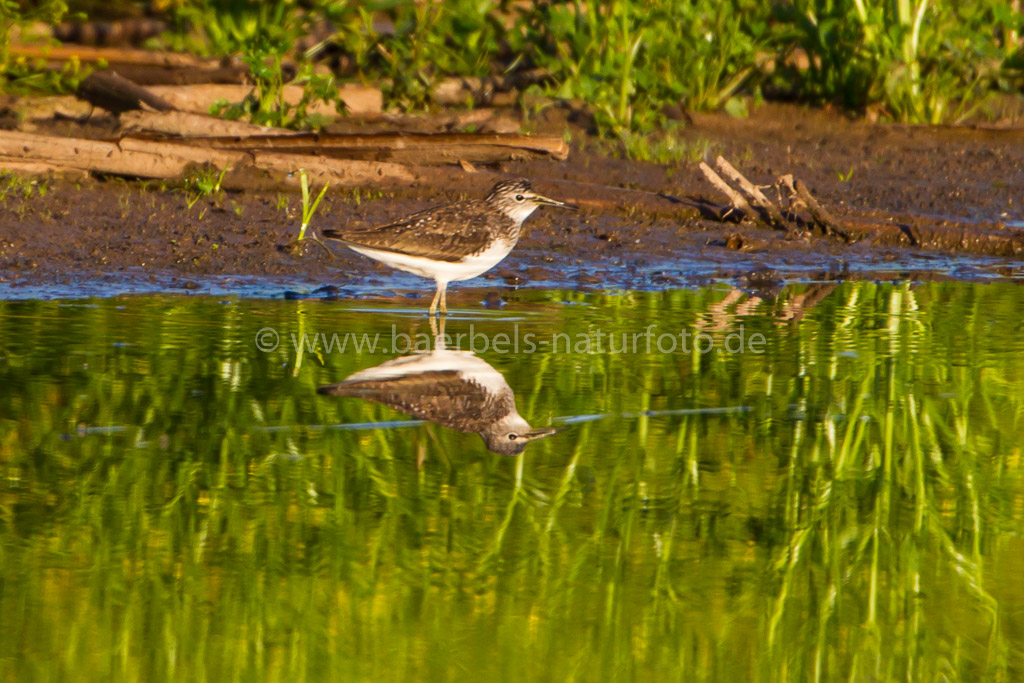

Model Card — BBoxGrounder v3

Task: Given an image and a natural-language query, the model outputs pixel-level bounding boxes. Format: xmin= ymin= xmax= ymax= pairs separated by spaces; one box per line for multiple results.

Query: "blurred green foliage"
xmin=167 ymin=0 xmax=339 ymax=128
xmin=4 ymin=1 xmax=1024 ymax=147
xmin=1 ymin=282 xmax=1023 ymax=680
xmin=0 ymin=0 xmax=84 ymax=94
xmin=153 ymin=0 xmax=1023 ymax=140
xmin=513 ymin=1 xmax=768 ymax=134
xmin=773 ymin=0 xmax=1021 ymax=123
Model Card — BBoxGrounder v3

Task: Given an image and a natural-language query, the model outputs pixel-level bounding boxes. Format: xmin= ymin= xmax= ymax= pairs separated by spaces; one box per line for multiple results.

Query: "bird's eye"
xmin=515 ymin=194 xmax=525 ymax=202
xmin=508 ymin=434 xmax=518 ymax=441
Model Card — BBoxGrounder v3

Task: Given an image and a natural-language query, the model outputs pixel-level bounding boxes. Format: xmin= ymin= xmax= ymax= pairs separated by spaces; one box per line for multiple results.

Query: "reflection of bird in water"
xmin=317 ymin=343 xmax=557 ymax=455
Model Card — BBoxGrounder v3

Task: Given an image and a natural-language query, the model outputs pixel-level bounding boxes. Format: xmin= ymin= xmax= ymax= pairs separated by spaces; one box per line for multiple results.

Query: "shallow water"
xmin=2 ymin=283 xmax=1023 ymax=681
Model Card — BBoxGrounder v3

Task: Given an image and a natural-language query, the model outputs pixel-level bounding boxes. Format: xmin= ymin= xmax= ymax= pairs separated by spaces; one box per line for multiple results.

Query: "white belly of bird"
xmin=345 ymin=349 xmax=508 ymax=394
xmin=346 ymin=240 xmax=515 ymax=284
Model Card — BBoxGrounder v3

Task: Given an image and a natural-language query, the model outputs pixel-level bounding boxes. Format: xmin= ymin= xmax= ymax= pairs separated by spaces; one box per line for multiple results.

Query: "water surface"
xmin=1 ymin=283 xmax=1023 ymax=681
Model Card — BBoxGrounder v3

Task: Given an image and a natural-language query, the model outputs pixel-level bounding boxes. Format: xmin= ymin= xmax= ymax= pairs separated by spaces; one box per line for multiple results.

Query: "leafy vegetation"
xmin=514 ymin=1 xmax=767 ymax=134
xmin=151 ymin=0 xmax=1023 ymax=145
xmin=772 ymin=0 xmax=1021 ymax=122
xmin=0 ymin=0 xmax=86 ymax=94
xmin=5 ymin=1 xmax=1024 ymax=141
xmin=166 ymin=0 xmax=339 ymax=128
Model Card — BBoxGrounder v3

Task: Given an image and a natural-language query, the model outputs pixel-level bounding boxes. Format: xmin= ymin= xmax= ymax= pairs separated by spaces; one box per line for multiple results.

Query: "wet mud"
xmin=1 ymin=103 xmax=1022 ymax=300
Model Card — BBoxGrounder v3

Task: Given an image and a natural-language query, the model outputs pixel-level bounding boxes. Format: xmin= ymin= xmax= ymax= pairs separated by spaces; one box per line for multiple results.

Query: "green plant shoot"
xmin=298 ymin=168 xmax=330 ymax=242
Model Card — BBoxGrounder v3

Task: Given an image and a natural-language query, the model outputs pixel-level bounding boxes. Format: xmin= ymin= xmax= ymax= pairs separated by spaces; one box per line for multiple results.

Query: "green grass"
xmin=616 ymin=127 xmax=717 ymax=165
xmin=280 ymin=168 xmax=334 ymax=257
xmin=296 ymin=168 xmax=329 ymax=242
xmin=0 ymin=170 xmax=48 ymax=201
xmin=181 ymin=163 xmax=227 ymax=213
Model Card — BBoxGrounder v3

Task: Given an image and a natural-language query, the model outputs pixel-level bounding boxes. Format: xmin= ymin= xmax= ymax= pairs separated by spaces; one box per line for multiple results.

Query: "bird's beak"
xmin=533 ymin=194 xmax=578 ymax=211
xmin=523 ymin=426 xmax=562 ymax=441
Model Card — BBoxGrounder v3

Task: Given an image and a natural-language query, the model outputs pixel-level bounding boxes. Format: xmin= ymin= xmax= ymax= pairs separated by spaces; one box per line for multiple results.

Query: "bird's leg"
xmin=430 ymin=315 xmax=447 ymax=349
xmin=429 ymin=286 xmax=441 ymax=317
xmin=439 ymin=282 xmax=448 ymax=315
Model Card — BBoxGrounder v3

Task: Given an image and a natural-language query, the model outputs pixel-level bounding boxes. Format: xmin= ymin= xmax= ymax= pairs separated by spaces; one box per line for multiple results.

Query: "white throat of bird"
xmin=496 ymin=200 xmax=540 ymax=226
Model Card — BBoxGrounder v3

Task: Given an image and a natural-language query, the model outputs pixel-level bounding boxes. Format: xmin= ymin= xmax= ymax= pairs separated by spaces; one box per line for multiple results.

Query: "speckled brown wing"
xmin=321 ymin=200 xmax=515 ymax=263
xmin=317 ymin=370 xmax=513 ymax=433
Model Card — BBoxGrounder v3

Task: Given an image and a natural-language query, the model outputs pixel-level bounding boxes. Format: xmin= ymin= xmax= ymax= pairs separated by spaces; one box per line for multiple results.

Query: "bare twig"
xmin=698 ymin=161 xmax=752 ymax=220
xmin=715 ymin=156 xmax=794 ymax=234
xmin=779 ymin=174 xmax=853 ymax=242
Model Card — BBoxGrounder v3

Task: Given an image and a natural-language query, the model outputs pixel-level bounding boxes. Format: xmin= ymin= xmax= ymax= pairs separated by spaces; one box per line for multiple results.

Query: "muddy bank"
xmin=1 ymin=103 xmax=1022 ymax=300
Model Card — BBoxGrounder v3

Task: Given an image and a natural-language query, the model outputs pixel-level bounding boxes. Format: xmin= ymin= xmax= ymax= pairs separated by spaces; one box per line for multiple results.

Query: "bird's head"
xmin=482 ymin=421 xmax=561 ymax=456
xmin=485 ymin=178 xmax=577 ymax=224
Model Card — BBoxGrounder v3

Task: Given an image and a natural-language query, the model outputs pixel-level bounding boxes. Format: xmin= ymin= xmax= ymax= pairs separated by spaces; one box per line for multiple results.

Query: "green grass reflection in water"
xmin=0 ymin=282 xmax=1022 ymax=681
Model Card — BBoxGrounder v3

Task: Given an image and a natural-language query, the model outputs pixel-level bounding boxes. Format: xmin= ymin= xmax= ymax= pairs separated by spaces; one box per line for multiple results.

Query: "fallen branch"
xmin=171 ymin=131 xmax=570 ymax=164
xmin=698 ymin=156 xmax=856 ymax=241
xmin=8 ymin=43 xmax=211 ymax=69
xmin=779 ymin=174 xmax=853 ymax=242
xmin=115 ymin=111 xmax=567 ymax=164
xmin=121 ymin=110 xmax=294 ymax=137
xmin=101 ymin=63 xmax=251 ymax=87
xmin=8 ymin=94 xmax=495 ymax=132
xmin=714 ymin=156 xmax=792 ymax=233
xmin=76 ymin=71 xmax=176 ymax=114
xmin=697 ymin=161 xmax=752 ymax=220
xmin=146 ymin=83 xmax=382 ymax=118
xmin=0 ymin=130 xmax=415 ymax=188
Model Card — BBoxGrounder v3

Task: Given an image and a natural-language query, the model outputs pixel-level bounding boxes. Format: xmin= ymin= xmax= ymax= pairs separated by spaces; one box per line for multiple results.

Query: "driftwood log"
xmin=116 ymin=110 xmax=567 ymax=164
xmin=0 ymin=130 xmax=416 ymax=188
xmin=9 ymin=43 xmax=212 ymax=69
xmin=145 ymin=83 xmax=382 ymax=118
xmin=119 ymin=111 xmax=295 ymax=137
xmin=9 ymin=84 xmax=382 ymax=122
xmin=0 ymin=128 xmax=566 ymax=181
xmin=161 ymin=131 xmax=569 ymax=164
